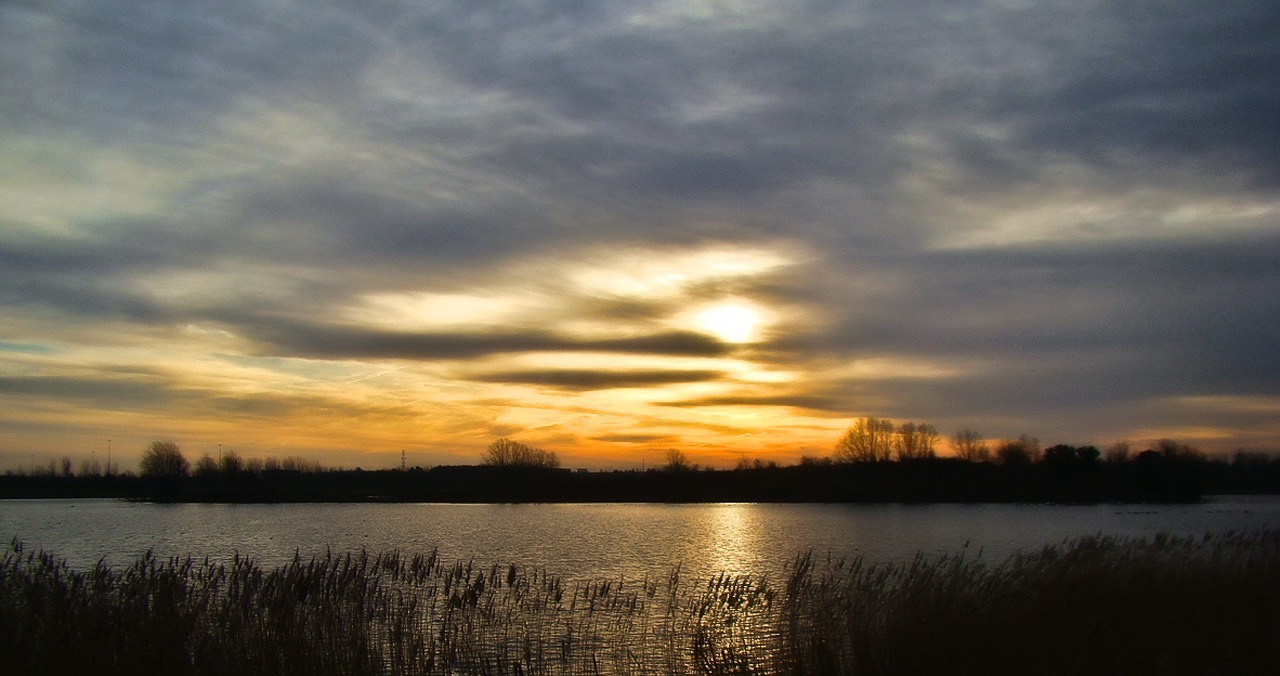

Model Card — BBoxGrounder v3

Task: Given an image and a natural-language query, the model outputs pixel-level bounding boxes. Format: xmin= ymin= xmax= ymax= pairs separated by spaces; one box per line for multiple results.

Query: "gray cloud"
xmin=657 ymin=392 xmax=854 ymax=415
xmin=470 ymin=369 xmax=725 ymax=391
xmin=240 ymin=318 xmax=735 ymax=361
xmin=0 ymin=374 xmax=173 ymax=408
xmin=589 ymin=433 xmax=680 ymax=445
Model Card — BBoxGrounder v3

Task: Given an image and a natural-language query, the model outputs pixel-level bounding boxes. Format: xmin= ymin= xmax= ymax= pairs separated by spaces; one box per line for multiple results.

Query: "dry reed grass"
xmin=2 ymin=531 xmax=1276 ymax=675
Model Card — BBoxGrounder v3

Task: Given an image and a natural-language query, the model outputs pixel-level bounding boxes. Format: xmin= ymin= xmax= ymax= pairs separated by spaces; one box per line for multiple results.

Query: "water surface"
xmin=3 ymin=497 xmax=1277 ymax=581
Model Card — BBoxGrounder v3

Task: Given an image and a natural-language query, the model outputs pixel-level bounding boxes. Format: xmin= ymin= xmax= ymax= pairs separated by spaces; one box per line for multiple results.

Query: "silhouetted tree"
xmin=834 ymin=417 xmax=895 ymax=462
xmin=1104 ymin=441 xmax=1131 ymax=463
xmin=663 ymin=448 xmax=693 ymax=471
xmin=1155 ymin=439 xmax=1205 ymax=463
xmin=1232 ymin=450 xmax=1271 ymax=472
xmin=894 ymin=422 xmax=939 ymax=460
xmin=1076 ymin=445 xmax=1101 ymax=466
xmin=482 ymin=438 xmax=560 ymax=469
xmin=995 ymin=434 xmax=1039 ymax=466
xmin=140 ymin=440 xmax=189 ymax=478
xmin=1043 ymin=444 xmax=1079 ymax=466
xmin=219 ymin=450 xmax=243 ymax=476
xmin=799 ymin=455 xmax=834 ymax=467
xmin=951 ymin=428 xmax=991 ymax=462
xmin=194 ymin=454 xmax=218 ymax=478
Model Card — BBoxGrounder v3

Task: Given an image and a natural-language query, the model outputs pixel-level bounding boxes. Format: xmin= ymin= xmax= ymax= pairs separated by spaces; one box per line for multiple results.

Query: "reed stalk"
xmin=2 ymin=532 xmax=1276 ymax=674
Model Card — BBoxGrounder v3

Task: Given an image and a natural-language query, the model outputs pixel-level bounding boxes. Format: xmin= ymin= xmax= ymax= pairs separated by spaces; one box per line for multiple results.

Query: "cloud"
xmin=589 ymin=433 xmax=681 ymax=444
xmin=0 ymin=374 xmax=173 ymax=408
xmin=657 ymin=392 xmax=853 ymax=415
xmin=3 ymin=0 xmax=1279 ymax=465
xmin=470 ymin=368 xmax=725 ymax=391
xmin=238 ymin=318 xmax=736 ymax=361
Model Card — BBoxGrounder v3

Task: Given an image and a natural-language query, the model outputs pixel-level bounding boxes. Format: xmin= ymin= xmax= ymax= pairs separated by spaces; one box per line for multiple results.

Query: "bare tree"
xmin=663 ymin=448 xmax=693 ymax=471
xmin=894 ymin=422 xmax=939 ymax=460
xmin=1155 ymin=439 xmax=1205 ymax=462
xmin=194 ymin=454 xmax=218 ymax=478
xmin=951 ymin=428 xmax=991 ymax=462
xmin=140 ymin=440 xmax=189 ymax=478
xmin=277 ymin=456 xmax=323 ymax=472
xmin=1104 ymin=441 xmax=1131 ymax=464
xmin=482 ymin=437 xmax=560 ymax=469
xmin=219 ymin=449 xmax=243 ymax=475
xmin=834 ymin=417 xmax=895 ymax=462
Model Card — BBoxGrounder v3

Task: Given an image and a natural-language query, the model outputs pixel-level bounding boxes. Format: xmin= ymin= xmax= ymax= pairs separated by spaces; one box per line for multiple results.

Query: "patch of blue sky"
xmin=0 ymin=342 xmax=54 ymax=354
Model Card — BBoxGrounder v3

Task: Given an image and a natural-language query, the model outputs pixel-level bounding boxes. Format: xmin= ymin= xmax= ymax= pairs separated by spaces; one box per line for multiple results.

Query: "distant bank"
xmin=4 ymin=455 xmax=1278 ymax=503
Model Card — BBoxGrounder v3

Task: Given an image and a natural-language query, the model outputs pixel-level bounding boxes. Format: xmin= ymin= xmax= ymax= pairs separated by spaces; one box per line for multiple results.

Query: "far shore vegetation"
xmin=3 ymin=419 xmax=1279 ymax=503
xmin=3 ymin=531 xmax=1277 ymax=675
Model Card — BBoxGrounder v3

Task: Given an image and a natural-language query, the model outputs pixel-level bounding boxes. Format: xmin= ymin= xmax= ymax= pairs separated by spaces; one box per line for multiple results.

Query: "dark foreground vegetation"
xmin=3 ymin=531 xmax=1277 ymax=675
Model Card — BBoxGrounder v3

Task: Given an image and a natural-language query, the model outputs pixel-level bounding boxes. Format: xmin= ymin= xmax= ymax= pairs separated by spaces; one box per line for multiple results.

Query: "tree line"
xmin=3 ymin=424 xmax=1278 ymax=503
xmin=830 ymin=416 xmax=1054 ymax=465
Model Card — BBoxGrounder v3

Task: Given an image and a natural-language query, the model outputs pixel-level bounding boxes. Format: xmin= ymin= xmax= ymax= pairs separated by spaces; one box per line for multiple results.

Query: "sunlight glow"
xmin=569 ymin=246 xmax=792 ymax=299
xmin=352 ymin=292 xmax=537 ymax=329
xmin=694 ymin=303 xmax=764 ymax=343
xmin=350 ymin=244 xmax=797 ymax=339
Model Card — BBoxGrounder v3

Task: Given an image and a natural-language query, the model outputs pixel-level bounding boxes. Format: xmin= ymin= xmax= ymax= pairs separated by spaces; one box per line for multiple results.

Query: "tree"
xmin=219 ymin=449 xmax=243 ymax=475
xmin=663 ymin=448 xmax=692 ymax=472
xmin=1104 ymin=441 xmax=1131 ymax=464
xmin=995 ymin=434 xmax=1040 ymax=466
xmin=894 ymin=422 xmax=939 ymax=460
xmin=1043 ymin=443 xmax=1099 ymax=477
xmin=140 ymin=440 xmax=189 ymax=478
xmin=482 ymin=438 xmax=560 ymax=469
xmin=1076 ymin=445 xmax=1101 ymax=466
xmin=1155 ymin=439 xmax=1205 ymax=463
xmin=194 ymin=454 xmax=218 ymax=478
xmin=834 ymin=417 xmax=895 ymax=462
xmin=951 ymin=428 xmax=991 ymax=462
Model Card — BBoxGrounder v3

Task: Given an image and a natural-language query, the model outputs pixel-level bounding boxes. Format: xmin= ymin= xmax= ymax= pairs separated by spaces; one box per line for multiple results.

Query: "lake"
xmin=4 ymin=496 xmax=1278 ymax=581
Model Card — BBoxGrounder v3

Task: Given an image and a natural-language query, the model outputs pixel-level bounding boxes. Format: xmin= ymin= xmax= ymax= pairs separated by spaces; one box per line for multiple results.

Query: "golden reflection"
xmin=703 ymin=503 xmax=760 ymax=576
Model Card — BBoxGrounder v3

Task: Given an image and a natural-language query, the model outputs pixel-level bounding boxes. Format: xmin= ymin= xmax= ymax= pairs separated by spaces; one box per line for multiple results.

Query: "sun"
xmin=695 ymin=302 xmax=764 ymax=343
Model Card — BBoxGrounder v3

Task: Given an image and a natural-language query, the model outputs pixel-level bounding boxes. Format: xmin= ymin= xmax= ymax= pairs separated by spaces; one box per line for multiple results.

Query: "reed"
xmin=2 ymin=532 xmax=1276 ymax=675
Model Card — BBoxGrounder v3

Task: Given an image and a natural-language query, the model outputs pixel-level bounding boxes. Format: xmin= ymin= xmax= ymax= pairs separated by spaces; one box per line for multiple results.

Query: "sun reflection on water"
xmin=701 ymin=503 xmax=763 ymax=576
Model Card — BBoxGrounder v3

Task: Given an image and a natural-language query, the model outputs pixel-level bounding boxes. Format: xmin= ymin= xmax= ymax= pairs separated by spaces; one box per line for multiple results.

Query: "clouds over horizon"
xmin=3 ymin=0 xmax=1278 ymax=467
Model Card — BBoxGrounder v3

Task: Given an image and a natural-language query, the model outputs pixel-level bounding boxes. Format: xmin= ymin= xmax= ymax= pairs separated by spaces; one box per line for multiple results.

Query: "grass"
xmin=2 ymin=532 xmax=1277 ymax=674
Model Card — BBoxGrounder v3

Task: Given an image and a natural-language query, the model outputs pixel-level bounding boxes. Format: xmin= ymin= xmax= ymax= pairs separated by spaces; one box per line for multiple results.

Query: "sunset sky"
xmin=3 ymin=1 xmax=1278 ymax=471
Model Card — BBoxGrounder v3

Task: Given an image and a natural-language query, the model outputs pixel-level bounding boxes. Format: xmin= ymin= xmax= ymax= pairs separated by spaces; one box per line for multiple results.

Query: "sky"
xmin=2 ymin=0 xmax=1278 ymax=471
